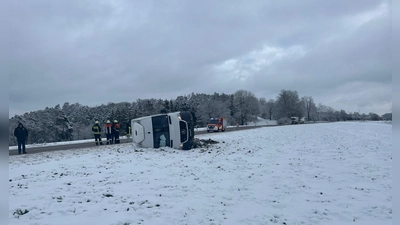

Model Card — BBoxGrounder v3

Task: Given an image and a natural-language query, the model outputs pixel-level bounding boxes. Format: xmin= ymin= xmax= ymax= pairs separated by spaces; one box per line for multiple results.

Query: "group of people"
xmin=12 ymin=120 xmax=131 ymax=155
xmin=92 ymin=120 xmax=132 ymax=146
xmin=92 ymin=120 xmax=120 ymax=145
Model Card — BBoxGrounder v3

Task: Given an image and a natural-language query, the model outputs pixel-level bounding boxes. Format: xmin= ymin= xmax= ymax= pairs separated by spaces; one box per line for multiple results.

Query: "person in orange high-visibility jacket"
xmin=112 ymin=120 xmax=120 ymax=144
xmin=105 ymin=120 xmax=113 ymax=144
xmin=92 ymin=121 xmax=104 ymax=146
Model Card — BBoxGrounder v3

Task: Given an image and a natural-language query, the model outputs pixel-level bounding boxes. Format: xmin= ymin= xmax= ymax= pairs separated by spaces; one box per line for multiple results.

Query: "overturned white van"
xmin=131 ymin=111 xmax=195 ymax=150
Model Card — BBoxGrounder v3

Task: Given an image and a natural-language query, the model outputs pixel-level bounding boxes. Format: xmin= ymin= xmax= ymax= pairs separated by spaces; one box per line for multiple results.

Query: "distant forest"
xmin=9 ymin=89 xmax=392 ymax=146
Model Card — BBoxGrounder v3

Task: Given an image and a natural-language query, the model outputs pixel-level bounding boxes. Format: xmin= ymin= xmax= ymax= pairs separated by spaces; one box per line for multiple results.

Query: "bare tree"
xmin=266 ymin=99 xmax=275 ymax=120
xmin=259 ymin=98 xmax=268 ymax=119
xmin=301 ymin=96 xmax=317 ymax=121
xmin=275 ymin=90 xmax=302 ymax=119
xmin=197 ymin=93 xmax=230 ymax=126
xmin=317 ymin=103 xmax=337 ymax=121
xmin=233 ymin=90 xmax=259 ymax=125
xmin=369 ymin=112 xmax=380 ymax=121
xmin=258 ymin=98 xmax=275 ymax=120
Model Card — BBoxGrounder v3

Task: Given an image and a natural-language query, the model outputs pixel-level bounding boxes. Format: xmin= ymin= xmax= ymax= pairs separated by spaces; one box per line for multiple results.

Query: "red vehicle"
xmin=207 ymin=118 xmax=227 ymax=132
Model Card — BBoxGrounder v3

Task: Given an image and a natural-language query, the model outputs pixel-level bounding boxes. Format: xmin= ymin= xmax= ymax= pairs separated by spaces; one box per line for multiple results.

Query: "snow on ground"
xmin=8 ymin=139 xmax=96 ymax=150
xmin=9 ymin=122 xmax=391 ymax=225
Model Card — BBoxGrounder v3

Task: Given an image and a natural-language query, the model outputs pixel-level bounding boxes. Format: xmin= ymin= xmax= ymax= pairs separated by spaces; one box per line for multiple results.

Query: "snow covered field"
xmin=9 ymin=122 xmax=392 ymax=225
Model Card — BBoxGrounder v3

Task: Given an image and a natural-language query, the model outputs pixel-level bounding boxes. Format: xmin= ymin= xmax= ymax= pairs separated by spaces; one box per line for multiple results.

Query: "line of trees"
xmin=9 ymin=89 xmax=391 ymax=146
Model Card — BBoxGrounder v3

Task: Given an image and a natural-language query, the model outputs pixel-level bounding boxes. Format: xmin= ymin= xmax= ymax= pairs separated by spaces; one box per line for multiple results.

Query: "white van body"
xmin=131 ymin=111 xmax=195 ymax=150
xmin=291 ymin=117 xmax=299 ymax=124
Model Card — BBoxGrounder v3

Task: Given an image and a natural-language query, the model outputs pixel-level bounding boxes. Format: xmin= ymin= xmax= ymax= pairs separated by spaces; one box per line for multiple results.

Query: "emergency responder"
xmin=125 ymin=122 xmax=132 ymax=142
xmin=112 ymin=120 xmax=120 ymax=144
xmin=91 ymin=121 xmax=104 ymax=145
xmin=105 ymin=120 xmax=113 ymax=144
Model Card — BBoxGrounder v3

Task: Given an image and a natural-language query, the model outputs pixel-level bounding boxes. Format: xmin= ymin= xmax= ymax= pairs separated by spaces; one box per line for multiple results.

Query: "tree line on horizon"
xmin=9 ymin=89 xmax=392 ymax=146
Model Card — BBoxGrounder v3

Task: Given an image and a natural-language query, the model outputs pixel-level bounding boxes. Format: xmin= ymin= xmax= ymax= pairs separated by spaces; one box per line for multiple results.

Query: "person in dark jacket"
xmin=112 ymin=120 xmax=120 ymax=144
xmin=14 ymin=122 xmax=28 ymax=154
xmin=92 ymin=121 xmax=104 ymax=146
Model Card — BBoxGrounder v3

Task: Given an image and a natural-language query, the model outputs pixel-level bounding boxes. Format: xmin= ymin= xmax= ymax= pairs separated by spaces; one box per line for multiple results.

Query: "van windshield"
xmin=151 ymin=115 xmax=170 ymax=148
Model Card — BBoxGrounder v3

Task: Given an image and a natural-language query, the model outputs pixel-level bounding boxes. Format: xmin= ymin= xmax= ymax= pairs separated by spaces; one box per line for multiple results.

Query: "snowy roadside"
xmin=8 ymin=119 xmax=278 ymax=151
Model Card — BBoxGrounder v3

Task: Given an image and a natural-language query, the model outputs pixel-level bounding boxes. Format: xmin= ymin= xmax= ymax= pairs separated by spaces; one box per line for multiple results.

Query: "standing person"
xmin=105 ymin=120 xmax=113 ymax=145
xmin=91 ymin=121 xmax=104 ymax=146
xmin=14 ymin=122 xmax=28 ymax=154
xmin=125 ymin=122 xmax=132 ymax=142
xmin=112 ymin=120 xmax=121 ymax=144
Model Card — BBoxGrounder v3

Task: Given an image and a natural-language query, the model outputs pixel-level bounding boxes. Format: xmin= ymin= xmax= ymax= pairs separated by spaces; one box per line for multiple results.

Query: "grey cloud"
xmin=8 ymin=0 xmax=391 ymax=117
xmin=248 ymin=12 xmax=390 ymax=92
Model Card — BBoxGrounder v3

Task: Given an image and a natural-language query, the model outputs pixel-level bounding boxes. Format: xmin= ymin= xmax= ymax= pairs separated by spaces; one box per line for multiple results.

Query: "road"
xmin=9 ymin=124 xmax=280 ymax=156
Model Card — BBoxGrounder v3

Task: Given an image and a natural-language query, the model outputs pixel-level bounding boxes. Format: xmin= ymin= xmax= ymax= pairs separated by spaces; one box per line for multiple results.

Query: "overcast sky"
xmin=8 ymin=0 xmax=391 ymax=118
